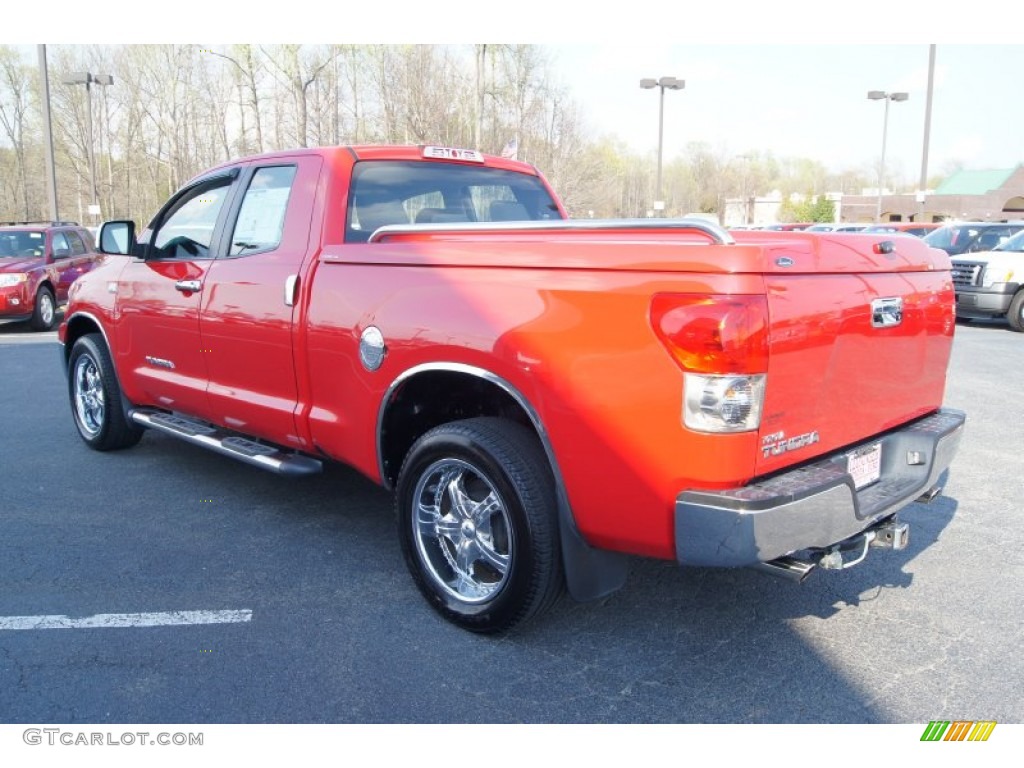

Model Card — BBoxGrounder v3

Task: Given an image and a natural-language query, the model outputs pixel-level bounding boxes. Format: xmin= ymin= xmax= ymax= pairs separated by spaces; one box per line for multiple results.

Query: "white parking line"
xmin=0 ymin=609 xmax=253 ymax=630
xmin=0 ymin=332 xmax=59 ymax=345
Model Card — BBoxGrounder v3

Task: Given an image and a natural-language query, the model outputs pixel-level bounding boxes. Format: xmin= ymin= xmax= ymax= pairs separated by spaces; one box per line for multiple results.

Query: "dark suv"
xmin=0 ymin=221 xmax=100 ymax=331
xmin=923 ymin=221 xmax=1024 ymax=256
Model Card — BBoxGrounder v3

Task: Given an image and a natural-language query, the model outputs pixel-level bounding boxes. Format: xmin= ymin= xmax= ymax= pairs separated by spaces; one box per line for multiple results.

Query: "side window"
xmin=152 ymin=177 xmax=232 ymax=260
xmin=229 ymin=165 xmax=297 ymax=256
xmin=65 ymin=231 xmax=87 ymax=256
xmin=51 ymin=232 xmax=71 ymax=257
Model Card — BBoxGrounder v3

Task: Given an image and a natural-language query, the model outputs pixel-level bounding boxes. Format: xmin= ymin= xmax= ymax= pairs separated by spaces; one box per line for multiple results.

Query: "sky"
xmin=9 ymin=1 xmax=1022 ymax=185
xmin=548 ymin=44 xmax=1024 ymax=182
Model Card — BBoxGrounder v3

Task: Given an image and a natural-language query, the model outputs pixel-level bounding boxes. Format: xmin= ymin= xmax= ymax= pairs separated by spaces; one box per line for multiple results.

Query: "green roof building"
xmin=839 ymin=165 xmax=1024 ymax=223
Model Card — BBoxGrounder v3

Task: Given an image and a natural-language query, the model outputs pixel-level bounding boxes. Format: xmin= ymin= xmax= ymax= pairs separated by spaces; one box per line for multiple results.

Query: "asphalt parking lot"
xmin=0 ymin=318 xmax=1021 ymax=724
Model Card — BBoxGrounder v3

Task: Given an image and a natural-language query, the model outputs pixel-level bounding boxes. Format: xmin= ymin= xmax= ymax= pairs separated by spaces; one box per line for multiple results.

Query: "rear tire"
xmin=29 ymin=287 xmax=56 ymax=331
xmin=395 ymin=417 xmax=563 ymax=634
xmin=1008 ymin=291 xmax=1024 ymax=332
xmin=68 ymin=333 xmax=144 ymax=451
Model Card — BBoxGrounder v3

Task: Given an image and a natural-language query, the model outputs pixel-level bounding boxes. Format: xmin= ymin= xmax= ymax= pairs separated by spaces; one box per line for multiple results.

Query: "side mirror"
xmin=53 ymin=247 xmax=71 ymax=259
xmin=99 ymin=220 xmax=136 ymax=255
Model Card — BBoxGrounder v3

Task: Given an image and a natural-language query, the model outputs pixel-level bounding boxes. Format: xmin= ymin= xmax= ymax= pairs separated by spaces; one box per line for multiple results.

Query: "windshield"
xmin=346 ymin=160 xmax=564 ymax=243
xmin=925 ymin=226 xmax=970 ymax=249
xmin=0 ymin=230 xmax=45 ymax=258
xmin=924 ymin=224 xmax=1024 ymax=254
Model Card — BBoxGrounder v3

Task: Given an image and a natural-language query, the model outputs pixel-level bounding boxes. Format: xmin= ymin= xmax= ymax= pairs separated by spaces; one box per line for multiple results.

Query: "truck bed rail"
xmin=369 ymin=217 xmax=735 ymax=245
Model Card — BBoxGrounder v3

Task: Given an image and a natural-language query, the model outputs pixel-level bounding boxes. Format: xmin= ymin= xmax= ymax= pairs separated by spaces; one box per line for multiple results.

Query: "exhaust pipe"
xmin=916 ymin=484 xmax=943 ymax=504
xmin=752 ymin=556 xmax=816 ymax=583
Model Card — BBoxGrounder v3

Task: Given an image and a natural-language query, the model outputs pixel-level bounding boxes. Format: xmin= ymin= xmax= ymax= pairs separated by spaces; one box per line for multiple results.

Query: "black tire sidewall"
xmin=396 ymin=420 xmax=557 ymax=633
xmin=1009 ymin=291 xmax=1024 ymax=332
xmin=67 ymin=334 xmax=141 ymax=450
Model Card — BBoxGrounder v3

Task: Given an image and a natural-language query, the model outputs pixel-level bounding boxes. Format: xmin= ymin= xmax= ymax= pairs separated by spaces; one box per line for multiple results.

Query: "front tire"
xmin=1008 ymin=291 xmax=1024 ymax=332
xmin=68 ymin=333 xmax=144 ymax=451
xmin=396 ymin=417 xmax=563 ymax=634
xmin=30 ymin=287 xmax=56 ymax=331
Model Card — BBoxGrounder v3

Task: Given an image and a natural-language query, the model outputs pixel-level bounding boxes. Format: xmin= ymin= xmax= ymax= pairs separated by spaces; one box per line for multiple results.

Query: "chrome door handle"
xmin=174 ymin=280 xmax=202 ymax=293
xmin=284 ymin=274 xmax=298 ymax=307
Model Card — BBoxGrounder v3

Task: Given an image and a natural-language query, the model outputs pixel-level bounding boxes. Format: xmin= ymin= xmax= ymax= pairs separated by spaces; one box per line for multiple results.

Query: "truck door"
xmin=114 ymin=170 xmax=238 ymax=420
xmin=199 ymin=155 xmax=322 ymax=449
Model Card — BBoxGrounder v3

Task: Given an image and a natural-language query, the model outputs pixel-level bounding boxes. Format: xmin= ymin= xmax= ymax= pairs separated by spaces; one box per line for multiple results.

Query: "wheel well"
xmin=62 ymin=315 xmax=103 ymax=365
xmin=379 ymin=370 xmax=538 ymax=487
xmin=36 ymin=280 xmax=55 ymax=297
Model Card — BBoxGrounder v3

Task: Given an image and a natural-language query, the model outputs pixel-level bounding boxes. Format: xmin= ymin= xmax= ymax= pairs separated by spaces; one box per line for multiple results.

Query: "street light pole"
xmin=37 ymin=46 xmax=60 ymax=221
xmin=63 ymin=71 xmax=114 ymax=224
xmin=640 ymin=76 xmax=684 ymax=216
xmin=867 ymin=90 xmax=908 ymax=223
xmin=918 ymin=45 xmax=937 ymax=222
xmin=737 ymin=154 xmax=751 ymax=225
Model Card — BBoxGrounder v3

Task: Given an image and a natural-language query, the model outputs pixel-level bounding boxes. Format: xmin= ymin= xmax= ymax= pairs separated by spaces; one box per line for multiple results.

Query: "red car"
xmin=0 ymin=221 xmax=100 ymax=331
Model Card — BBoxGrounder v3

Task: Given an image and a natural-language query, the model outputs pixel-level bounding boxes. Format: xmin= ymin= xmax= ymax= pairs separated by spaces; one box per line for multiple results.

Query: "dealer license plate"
xmin=847 ymin=442 xmax=882 ymax=490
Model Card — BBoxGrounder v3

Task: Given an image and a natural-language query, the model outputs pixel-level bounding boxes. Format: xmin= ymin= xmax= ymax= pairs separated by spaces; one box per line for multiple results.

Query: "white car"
xmin=951 ymin=228 xmax=1024 ymax=331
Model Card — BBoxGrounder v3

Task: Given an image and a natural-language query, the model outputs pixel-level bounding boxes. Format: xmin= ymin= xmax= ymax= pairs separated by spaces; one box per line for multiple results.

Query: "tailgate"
xmin=755 ymin=234 xmax=955 ymax=475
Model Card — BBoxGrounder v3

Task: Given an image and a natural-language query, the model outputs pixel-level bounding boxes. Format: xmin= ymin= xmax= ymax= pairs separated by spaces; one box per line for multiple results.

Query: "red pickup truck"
xmin=59 ymin=145 xmax=966 ymax=633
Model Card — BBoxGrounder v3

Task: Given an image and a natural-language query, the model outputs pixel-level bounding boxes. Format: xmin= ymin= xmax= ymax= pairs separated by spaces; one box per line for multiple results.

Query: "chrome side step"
xmin=130 ymin=409 xmax=323 ymax=477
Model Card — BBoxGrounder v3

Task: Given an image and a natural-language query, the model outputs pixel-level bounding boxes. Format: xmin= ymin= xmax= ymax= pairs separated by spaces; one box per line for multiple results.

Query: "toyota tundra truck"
xmin=58 ymin=145 xmax=966 ymax=633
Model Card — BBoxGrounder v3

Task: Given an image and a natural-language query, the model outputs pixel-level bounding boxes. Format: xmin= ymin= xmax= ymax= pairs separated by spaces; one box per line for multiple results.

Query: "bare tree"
xmin=0 ymin=46 xmax=35 ymax=219
xmin=261 ymin=45 xmax=337 ymax=148
xmin=205 ymin=45 xmax=265 ymax=155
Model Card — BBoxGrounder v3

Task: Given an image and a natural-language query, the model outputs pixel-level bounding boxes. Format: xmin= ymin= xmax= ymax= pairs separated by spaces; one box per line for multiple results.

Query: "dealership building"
xmin=840 ymin=166 xmax=1024 ymax=223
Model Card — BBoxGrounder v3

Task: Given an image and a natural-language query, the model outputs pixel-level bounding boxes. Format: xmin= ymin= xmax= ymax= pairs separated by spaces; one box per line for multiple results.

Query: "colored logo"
xmin=920 ymin=721 xmax=996 ymax=742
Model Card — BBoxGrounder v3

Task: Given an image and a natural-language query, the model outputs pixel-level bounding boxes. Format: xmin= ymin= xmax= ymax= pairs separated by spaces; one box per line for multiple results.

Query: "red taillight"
xmin=650 ymin=294 xmax=769 ymax=374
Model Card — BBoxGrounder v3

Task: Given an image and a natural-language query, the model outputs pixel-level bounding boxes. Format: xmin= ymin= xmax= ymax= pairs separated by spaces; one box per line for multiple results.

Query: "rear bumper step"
xmin=130 ymin=409 xmax=322 ymax=476
xmin=675 ymin=408 xmax=965 ymax=568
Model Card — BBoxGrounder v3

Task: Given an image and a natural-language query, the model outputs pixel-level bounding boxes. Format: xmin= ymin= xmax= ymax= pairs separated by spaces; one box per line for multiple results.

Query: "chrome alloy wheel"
xmin=73 ymin=353 xmax=105 ymax=438
xmin=412 ymin=458 xmax=514 ymax=603
xmin=39 ymin=292 xmax=55 ymax=327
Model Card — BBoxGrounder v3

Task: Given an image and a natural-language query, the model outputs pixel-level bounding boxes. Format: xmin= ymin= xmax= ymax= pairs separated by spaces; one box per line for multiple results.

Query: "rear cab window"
xmin=345 ymin=160 xmax=563 ymax=243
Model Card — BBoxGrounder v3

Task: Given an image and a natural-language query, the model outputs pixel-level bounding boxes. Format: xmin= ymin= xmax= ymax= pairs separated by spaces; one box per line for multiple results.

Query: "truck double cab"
xmin=949 ymin=228 xmax=1024 ymax=330
xmin=59 ymin=145 xmax=966 ymax=633
xmin=1 ymin=221 xmax=100 ymax=331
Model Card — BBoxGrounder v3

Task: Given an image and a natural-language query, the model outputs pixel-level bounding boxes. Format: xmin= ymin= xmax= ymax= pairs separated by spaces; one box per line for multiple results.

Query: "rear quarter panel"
xmin=304 ymin=245 xmax=765 ymax=560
